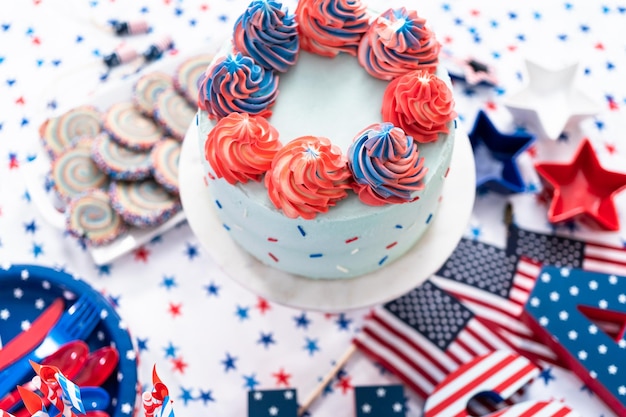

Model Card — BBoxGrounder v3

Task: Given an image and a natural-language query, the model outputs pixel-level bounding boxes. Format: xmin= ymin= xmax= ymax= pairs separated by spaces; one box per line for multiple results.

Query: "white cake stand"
xmin=179 ymin=123 xmax=476 ymax=312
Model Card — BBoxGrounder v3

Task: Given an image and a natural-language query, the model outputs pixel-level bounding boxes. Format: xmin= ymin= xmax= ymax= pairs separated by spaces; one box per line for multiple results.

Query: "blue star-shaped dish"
xmin=468 ymin=110 xmax=535 ymax=194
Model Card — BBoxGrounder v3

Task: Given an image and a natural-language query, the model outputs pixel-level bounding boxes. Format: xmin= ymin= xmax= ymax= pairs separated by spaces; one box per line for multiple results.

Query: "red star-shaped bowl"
xmin=535 ymin=138 xmax=626 ymax=231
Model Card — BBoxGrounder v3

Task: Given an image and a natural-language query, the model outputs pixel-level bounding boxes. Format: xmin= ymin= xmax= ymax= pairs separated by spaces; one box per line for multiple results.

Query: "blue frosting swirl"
xmin=199 ymin=52 xmax=279 ymax=119
xmin=348 ymin=123 xmax=426 ymax=204
xmin=233 ymin=0 xmax=299 ymax=73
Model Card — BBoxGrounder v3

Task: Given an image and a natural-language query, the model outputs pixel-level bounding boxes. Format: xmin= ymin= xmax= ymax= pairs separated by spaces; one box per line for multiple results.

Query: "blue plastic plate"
xmin=0 ymin=264 xmax=137 ymax=417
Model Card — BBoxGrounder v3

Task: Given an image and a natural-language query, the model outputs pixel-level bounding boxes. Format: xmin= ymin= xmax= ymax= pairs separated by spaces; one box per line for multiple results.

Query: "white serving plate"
xmin=179 ymin=121 xmax=476 ymax=312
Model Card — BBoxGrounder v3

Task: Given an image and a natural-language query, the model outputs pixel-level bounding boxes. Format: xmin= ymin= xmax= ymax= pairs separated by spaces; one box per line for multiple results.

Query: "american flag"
xmin=423 ymin=350 xmax=540 ymax=417
xmin=0 ymin=410 xmax=16 ymax=417
xmin=354 ymin=385 xmax=405 ymax=417
xmin=430 ymin=238 xmax=559 ymax=366
xmin=485 ymin=400 xmax=579 ymax=417
xmin=507 ymin=224 xmax=626 ymax=276
xmin=353 ymin=280 xmax=514 ymax=400
xmin=248 ymin=389 xmax=297 ymax=417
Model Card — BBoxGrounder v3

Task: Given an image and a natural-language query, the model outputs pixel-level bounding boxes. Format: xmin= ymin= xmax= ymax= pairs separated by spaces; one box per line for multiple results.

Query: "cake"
xmin=196 ymin=0 xmax=457 ymax=279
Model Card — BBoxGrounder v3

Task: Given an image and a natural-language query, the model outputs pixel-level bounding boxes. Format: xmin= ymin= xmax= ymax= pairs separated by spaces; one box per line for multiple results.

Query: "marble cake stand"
xmin=179 ymin=123 xmax=476 ymax=312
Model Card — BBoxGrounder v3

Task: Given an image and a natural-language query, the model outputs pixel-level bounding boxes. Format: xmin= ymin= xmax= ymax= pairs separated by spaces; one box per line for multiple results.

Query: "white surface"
xmin=179 ymin=123 xmax=476 ymax=312
xmin=22 ymin=50 xmax=209 ymax=265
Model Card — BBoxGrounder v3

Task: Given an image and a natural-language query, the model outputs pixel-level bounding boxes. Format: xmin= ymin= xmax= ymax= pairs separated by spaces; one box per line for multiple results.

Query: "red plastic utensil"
xmin=0 ymin=341 xmax=89 ymax=415
xmin=72 ymin=346 xmax=119 ymax=387
xmin=0 ymin=298 xmax=65 ymax=372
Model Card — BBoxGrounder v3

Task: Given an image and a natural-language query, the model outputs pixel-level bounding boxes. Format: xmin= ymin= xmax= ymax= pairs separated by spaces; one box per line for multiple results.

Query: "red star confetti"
xmin=256 ymin=297 xmax=271 ymax=314
xmin=134 ymin=246 xmax=150 ymax=262
xmin=272 ymin=368 xmax=292 ymax=387
xmin=336 ymin=375 xmax=353 ymax=395
xmin=168 ymin=302 xmax=182 ymax=317
xmin=172 ymin=357 xmax=188 ymax=374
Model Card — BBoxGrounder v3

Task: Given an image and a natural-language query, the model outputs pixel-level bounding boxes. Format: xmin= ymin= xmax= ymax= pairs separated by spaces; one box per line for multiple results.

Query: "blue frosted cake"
xmin=196 ymin=0 xmax=457 ymax=279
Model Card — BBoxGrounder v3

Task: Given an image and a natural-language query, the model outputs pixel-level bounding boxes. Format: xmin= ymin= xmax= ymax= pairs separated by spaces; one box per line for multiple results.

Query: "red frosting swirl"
xmin=382 ymin=69 xmax=457 ymax=143
xmin=205 ymin=112 xmax=282 ymax=184
xmin=358 ymin=7 xmax=441 ymax=80
xmin=265 ymin=136 xmax=353 ymax=219
xmin=296 ymin=0 xmax=369 ymax=57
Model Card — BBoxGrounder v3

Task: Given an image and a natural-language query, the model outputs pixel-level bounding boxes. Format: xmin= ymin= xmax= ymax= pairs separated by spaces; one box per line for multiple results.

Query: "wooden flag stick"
xmin=297 ymin=344 xmax=358 ymax=417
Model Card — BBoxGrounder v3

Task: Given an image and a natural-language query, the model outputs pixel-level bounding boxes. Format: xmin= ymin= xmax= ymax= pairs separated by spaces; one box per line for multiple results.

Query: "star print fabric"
xmin=1 ymin=1 xmax=626 ymax=417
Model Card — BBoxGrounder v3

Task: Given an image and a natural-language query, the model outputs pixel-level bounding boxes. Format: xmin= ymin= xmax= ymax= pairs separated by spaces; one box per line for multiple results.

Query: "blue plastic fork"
xmin=0 ymin=294 xmax=101 ymax=397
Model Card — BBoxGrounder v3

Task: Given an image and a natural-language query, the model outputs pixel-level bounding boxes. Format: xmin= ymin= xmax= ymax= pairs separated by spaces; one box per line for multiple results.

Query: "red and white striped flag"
xmin=353 ymin=280 xmax=515 ymax=400
xmin=507 ymin=224 xmax=626 ymax=276
xmin=430 ymin=238 xmax=560 ymax=365
xmin=423 ymin=350 xmax=540 ymax=417
xmin=485 ymin=400 xmax=580 ymax=417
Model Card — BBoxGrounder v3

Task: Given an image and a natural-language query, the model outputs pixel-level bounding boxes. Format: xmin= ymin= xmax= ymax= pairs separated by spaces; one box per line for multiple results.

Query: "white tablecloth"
xmin=1 ymin=0 xmax=625 ymax=415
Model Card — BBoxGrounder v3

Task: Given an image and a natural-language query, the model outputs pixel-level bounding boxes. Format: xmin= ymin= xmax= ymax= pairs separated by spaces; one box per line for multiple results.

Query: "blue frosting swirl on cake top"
xmin=233 ymin=0 xmax=299 ymax=73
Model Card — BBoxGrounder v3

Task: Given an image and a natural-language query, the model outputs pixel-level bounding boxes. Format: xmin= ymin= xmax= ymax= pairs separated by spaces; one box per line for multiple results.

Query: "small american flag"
xmin=486 ymin=400 xmax=579 ymax=417
xmin=353 ymin=280 xmax=514 ymax=400
xmin=248 ymin=389 xmax=297 ymax=417
xmin=431 ymin=238 xmax=559 ymax=365
xmin=354 ymin=385 xmax=405 ymax=417
xmin=0 ymin=410 xmax=17 ymax=417
xmin=423 ymin=350 xmax=540 ymax=417
xmin=507 ymin=224 xmax=626 ymax=276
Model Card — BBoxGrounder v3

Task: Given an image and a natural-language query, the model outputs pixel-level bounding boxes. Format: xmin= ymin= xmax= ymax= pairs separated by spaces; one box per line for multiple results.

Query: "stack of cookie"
xmin=39 ymin=53 xmax=213 ymax=247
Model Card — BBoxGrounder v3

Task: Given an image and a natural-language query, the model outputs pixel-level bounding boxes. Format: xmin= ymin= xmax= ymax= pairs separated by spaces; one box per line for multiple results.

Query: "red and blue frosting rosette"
xmin=233 ymin=0 xmax=300 ymax=73
xmin=348 ymin=122 xmax=427 ymax=206
xmin=198 ymin=52 xmax=279 ymax=120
